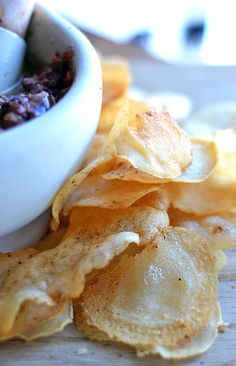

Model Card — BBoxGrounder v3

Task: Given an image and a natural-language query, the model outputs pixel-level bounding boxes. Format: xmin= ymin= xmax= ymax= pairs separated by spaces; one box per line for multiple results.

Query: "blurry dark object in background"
xmin=130 ymin=31 xmax=152 ymax=47
xmin=185 ymin=21 xmax=205 ymax=45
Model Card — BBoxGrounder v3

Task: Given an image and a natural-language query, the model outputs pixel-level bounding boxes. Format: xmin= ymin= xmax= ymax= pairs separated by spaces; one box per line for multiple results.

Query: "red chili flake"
xmin=66 ymin=71 xmax=73 ymax=87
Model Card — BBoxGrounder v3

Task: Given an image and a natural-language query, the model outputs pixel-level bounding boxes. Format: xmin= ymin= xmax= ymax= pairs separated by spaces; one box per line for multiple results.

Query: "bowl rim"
xmin=0 ymin=2 xmax=101 ymax=142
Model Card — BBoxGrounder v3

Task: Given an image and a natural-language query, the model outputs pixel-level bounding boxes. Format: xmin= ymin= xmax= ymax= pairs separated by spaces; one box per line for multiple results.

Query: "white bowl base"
xmin=0 ymin=209 xmax=51 ymax=252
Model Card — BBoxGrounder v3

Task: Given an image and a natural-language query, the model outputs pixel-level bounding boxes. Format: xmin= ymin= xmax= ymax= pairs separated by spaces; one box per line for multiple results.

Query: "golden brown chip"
xmin=0 ymin=249 xmax=72 ymax=340
xmin=98 ymin=97 xmax=148 ymax=133
xmin=65 ymin=206 xmax=169 ymax=245
xmin=61 ymin=172 xmax=168 ymax=215
xmin=0 ymin=206 xmax=141 ymax=338
xmin=98 ymin=97 xmax=126 ymax=133
xmin=81 ymin=134 xmax=107 ymax=168
xmin=169 ymin=207 xmax=236 ymax=250
xmin=169 ymin=130 xmax=236 ymax=214
xmin=175 ymin=138 xmax=217 ymax=182
xmin=18 ymin=301 xmax=72 ymax=341
xmin=52 ymin=100 xmax=191 ymax=228
xmin=75 ymin=306 xmax=221 ymax=359
xmin=103 ymin=138 xmax=217 ymax=184
xmin=0 ymin=248 xmax=38 ymax=288
xmin=138 ymin=304 xmax=221 ymax=359
xmin=34 ymin=228 xmax=66 ymax=251
xmin=1 ymin=300 xmax=72 ymax=341
xmin=75 ymin=227 xmax=218 ymax=356
xmin=132 ymin=188 xmax=171 ymax=211
xmin=127 ymin=98 xmax=154 ymax=128
xmin=105 ymin=102 xmax=192 ymax=180
xmin=52 ymin=153 xmax=113 ymax=230
xmin=102 ymin=61 xmax=131 ymax=105
xmin=103 ymin=160 xmax=163 ymax=183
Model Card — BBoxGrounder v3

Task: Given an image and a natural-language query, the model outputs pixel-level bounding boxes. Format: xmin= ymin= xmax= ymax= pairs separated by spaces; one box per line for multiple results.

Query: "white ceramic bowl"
xmin=0 ymin=27 xmax=26 ymax=92
xmin=0 ymin=3 xmax=102 ymax=250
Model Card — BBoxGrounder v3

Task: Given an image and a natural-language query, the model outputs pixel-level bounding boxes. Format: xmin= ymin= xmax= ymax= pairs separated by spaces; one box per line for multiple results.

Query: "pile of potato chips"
xmin=0 ymin=59 xmax=235 ymax=360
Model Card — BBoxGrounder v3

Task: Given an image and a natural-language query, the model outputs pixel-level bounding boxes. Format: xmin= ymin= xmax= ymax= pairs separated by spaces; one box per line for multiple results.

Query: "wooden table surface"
xmin=1 ymin=35 xmax=236 ymax=366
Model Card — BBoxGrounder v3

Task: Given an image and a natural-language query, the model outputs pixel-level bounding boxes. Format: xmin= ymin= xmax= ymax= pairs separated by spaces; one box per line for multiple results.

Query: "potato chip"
xmin=81 ymin=134 xmax=107 ymax=168
xmin=125 ymin=98 xmax=150 ymax=128
xmin=138 ymin=304 xmax=221 ymax=359
xmin=61 ymin=172 xmax=168 ymax=215
xmin=0 ymin=249 xmax=72 ymax=340
xmin=98 ymin=97 xmax=148 ymax=133
xmin=1 ymin=300 xmax=72 ymax=341
xmin=169 ymin=207 xmax=236 ymax=250
xmin=182 ymin=101 xmax=236 ymax=136
xmin=16 ymin=301 xmax=72 ymax=341
xmin=75 ymin=227 xmax=218 ymax=356
xmin=169 ymin=130 xmax=236 ymax=214
xmin=34 ymin=228 xmax=66 ymax=251
xmin=0 ymin=205 xmax=142 ymax=338
xmin=102 ymin=61 xmax=131 ymax=105
xmin=65 ymin=206 xmax=169 ymax=245
xmin=52 ymin=153 xmax=113 ymax=230
xmin=103 ymin=138 xmax=217 ymax=184
xmin=52 ymin=100 xmax=191 ymax=228
xmin=175 ymin=138 xmax=217 ymax=183
xmin=98 ymin=97 xmax=126 ymax=133
xmin=105 ymin=103 xmax=192 ymax=180
xmin=132 ymin=188 xmax=171 ymax=211
xmin=75 ymin=305 xmax=220 ymax=359
xmin=0 ymin=248 xmax=38 ymax=288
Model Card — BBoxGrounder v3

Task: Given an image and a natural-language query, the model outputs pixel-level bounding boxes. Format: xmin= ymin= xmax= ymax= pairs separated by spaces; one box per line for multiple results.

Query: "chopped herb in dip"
xmin=0 ymin=48 xmax=74 ymax=131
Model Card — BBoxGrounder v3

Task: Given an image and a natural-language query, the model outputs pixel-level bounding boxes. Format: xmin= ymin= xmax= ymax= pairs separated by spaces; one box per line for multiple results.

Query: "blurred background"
xmin=48 ymin=0 xmax=236 ymax=65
